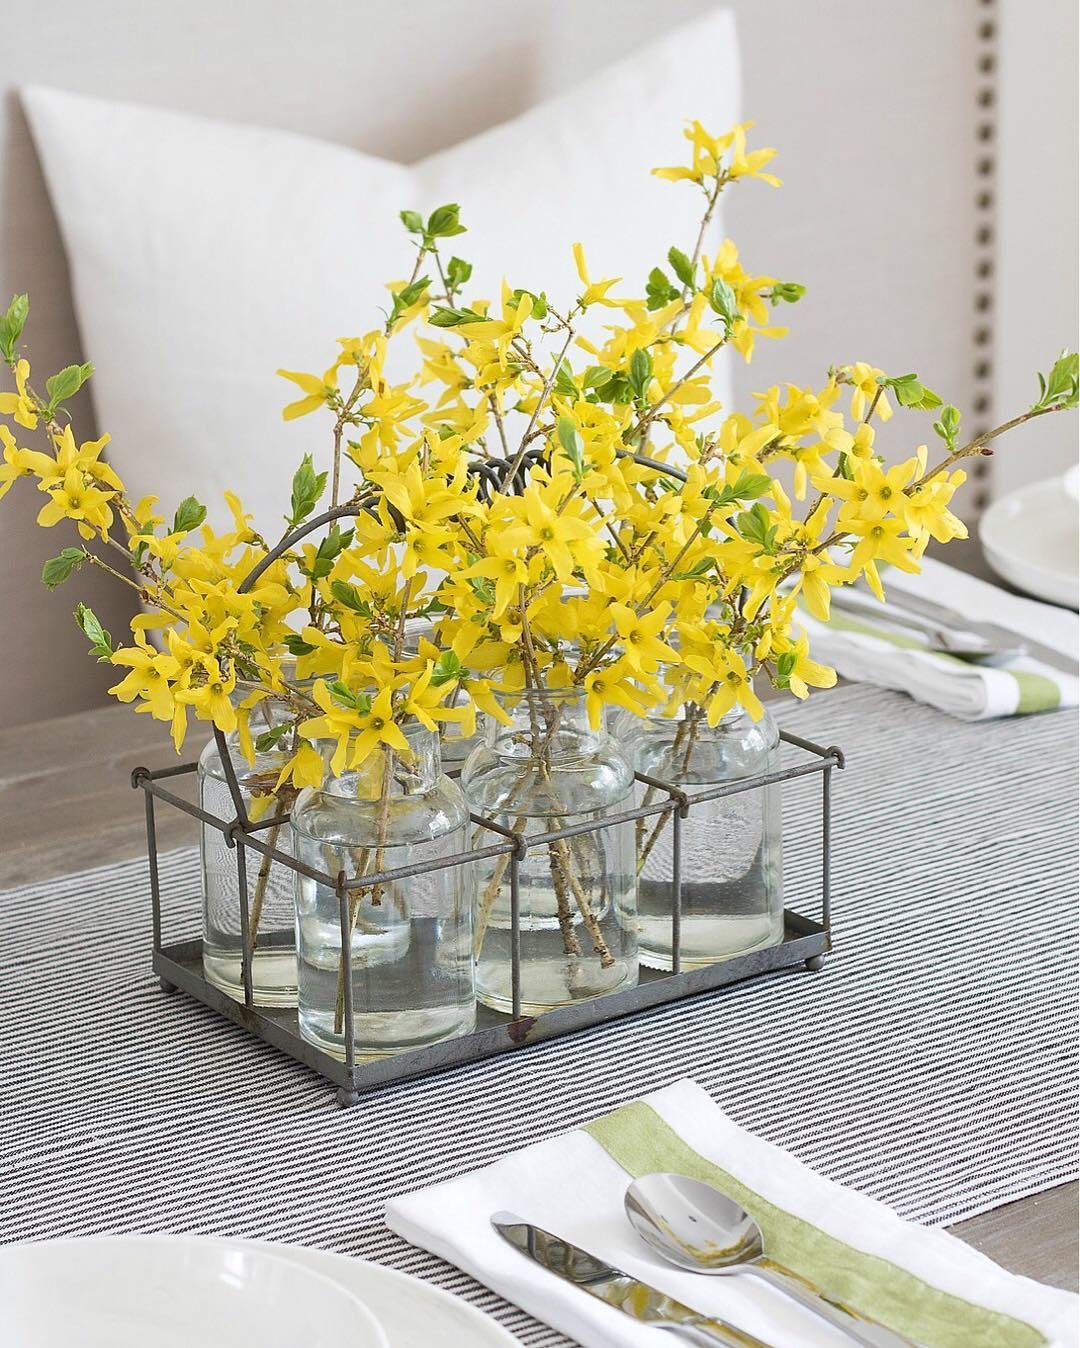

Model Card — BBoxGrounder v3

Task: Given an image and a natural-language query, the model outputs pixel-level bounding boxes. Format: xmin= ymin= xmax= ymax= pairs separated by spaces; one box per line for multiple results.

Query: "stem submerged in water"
xmin=471 ymin=684 xmax=614 ymax=975
xmin=636 ymin=705 xmax=705 ymax=876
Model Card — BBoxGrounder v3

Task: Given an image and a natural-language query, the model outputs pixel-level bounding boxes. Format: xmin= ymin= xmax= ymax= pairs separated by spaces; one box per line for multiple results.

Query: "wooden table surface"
xmin=1 ymin=694 xmax=1076 ymax=1290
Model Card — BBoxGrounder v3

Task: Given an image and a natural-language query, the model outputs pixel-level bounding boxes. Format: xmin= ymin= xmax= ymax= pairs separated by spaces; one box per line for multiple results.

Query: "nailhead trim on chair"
xmin=971 ymin=0 xmax=998 ymax=514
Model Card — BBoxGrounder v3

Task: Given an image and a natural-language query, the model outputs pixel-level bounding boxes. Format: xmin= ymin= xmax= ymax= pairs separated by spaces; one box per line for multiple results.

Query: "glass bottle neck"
xmin=210 ymin=694 xmax=295 ymax=762
xmin=487 ymin=685 xmax=601 ymax=763
xmin=324 ymin=722 xmax=443 ymax=800
xmin=648 ymin=700 xmax=747 ymax=729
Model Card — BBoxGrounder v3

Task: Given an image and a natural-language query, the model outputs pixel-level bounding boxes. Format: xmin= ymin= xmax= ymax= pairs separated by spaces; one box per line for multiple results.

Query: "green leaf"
xmin=329 ymin=679 xmax=357 ymax=709
xmin=673 ymin=556 xmax=716 ymax=581
xmin=884 ymin=373 xmax=942 ymax=411
xmin=735 ymin=501 xmax=778 ymax=553
xmin=329 ymin=679 xmax=371 ymax=713
xmin=0 ymin=293 xmax=29 ymax=361
xmin=932 ymin=404 xmax=961 ymax=449
xmin=582 ymin=364 xmax=615 ymax=392
xmin=1047 ymin=351 xmax=1078 ymax=398
xmin=628 ymin=347 xmax=653 ymax=401
xmin=283 ymin=633 xmax=316 ymax=657
xmin=286 ymin=453 xmax=328 ymax=528
xmin=399 ymin=209 xmax=424 ymax=234
xmin=388 ymin=276 xmax=431 ymax=324
xmin=305 ymin=524 xmax=353 ymax=581
xmin=429 ymin=306 xmax=465 ymax=328
xmin=735 ymin=470 xmax=773 ymax=499
xmin=426 ymin=203 xmax=467 ymax=238
xmin=705 ymin=469 xmax=772 ymax=509
xmin=1034 ymin=350 xmax=1079 ymax=410
xmin=73 ymin=601 xmax=113 ymax=661
xmin=171 ymin=495 xmax=207 ymax=536
xmin=428 ymin=305 xmax=486 ymax=328
xmin=430 ymin=650 xmax=462 ymax=687
xmin=329 ymin=578 xmax=369 ymax=614
xmin=597 ymin=374 xmax=632 ymax=405
xmin=557 ymin=415 xmax=586 ymax=482
xmin=254 ymin=722 xmax=292 ymax=753
xmin=467 ymin=575 xmax=495 ymax=606
xmin=768 ymin=281 xmax=806 ymax=306
xmin=645 ymin=266 xmax=679 ymax=312
xmin=775 ymin=650 xmax=797 ymax=681
xmin=708 ymin=278 xmax=739 ymax=332
xmin=42 ymin=546 xmax=86 ymax=590
xmin=667 ymin=247 xmax=695 ymax=289
xmin=446 ymin=255 xmax=472 ymax=295
xmin=552 ymin=360 xmax=578 ymax=399
xmin=908 ymin=383 xmax=942 ymax=410
xmin=44 ymin=362 xmax=93 ymax=411
xmin=508 ymin=287 xmax=548 ymax=319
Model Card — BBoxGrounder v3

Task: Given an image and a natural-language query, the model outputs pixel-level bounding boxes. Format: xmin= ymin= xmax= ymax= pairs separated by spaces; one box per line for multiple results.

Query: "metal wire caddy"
xmin=132 ymin=726 xmax=843 ymax=1108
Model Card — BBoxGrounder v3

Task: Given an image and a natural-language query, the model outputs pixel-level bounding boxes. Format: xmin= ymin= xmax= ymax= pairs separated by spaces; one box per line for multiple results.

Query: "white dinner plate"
xmin=979 ymin=470 xmax=1079 ymax=608
xmin=0 ymin=1236 xmax=389 ymax=1348
xmin=229 ymin=1239 xmax=521 ymax=1347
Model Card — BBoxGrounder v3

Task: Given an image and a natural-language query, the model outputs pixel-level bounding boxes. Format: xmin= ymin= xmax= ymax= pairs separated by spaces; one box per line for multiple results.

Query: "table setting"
xmin=797 ymin=552 xmax=1078 ymax=720
xmin=3 ymin=671 xmax=1077 ymax=1345
xmin=1 ymin=97 xmax=1078 ymax=1347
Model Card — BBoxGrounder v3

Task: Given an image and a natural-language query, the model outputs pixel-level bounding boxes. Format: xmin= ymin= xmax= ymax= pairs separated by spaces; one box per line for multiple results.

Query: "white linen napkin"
xmin=796 ymin=557 xmax=1077 ymax=720
xmin=386 ymin=1079 xmax=1077 ymax=1348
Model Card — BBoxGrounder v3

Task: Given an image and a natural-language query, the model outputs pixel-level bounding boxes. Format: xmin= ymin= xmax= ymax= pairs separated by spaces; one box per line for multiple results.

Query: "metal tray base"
xmin=154 ymin=912 xmax=828 ymax=1107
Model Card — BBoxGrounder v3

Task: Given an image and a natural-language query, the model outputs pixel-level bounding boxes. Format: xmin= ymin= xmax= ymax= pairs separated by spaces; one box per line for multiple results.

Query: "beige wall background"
xmin=0 ymin=0 xmax=1066 ymax=729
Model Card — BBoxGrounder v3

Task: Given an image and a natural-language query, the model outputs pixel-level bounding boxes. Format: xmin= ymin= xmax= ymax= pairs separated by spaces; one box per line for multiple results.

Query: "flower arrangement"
xmin=2 ymin=119 xmax=1076 ymax=1006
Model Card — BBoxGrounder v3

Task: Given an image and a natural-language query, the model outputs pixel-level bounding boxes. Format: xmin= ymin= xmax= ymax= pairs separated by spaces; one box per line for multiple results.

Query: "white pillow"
xmin=22 ymin=10 xmax=738 ymax=535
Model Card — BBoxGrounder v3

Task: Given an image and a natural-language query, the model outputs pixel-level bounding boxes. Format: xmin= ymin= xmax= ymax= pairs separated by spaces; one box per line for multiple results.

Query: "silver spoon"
xmin=625 ymin=1174 xmax=918 ymax=1348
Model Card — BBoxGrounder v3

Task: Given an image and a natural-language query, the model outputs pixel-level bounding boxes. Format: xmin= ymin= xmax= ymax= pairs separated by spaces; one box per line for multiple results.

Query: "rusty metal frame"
xmin=133 ymin=731 xmax=842 ymax=1107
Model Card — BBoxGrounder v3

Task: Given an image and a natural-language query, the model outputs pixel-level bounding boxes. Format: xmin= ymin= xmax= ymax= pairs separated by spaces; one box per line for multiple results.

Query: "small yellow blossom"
xmin=0 ymin=359 xmax=38 ymax=429
xmin=276 ymin=361 xmax=342 ymax=420
xmin=0 ymin=424 xmax=52 ymax=500
xmin=36 ymin=466 xmax=115 ymax=538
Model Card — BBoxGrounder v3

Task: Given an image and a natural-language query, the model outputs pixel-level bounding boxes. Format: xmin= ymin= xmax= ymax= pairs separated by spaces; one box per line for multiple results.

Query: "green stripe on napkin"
xmin=817 ymin=606 xmax=966 ymax=660
xmin=585 ymin=1102 xmax=1044 ymax=1348
xmin=1013 ymin=671 xmax=1062 ymax=714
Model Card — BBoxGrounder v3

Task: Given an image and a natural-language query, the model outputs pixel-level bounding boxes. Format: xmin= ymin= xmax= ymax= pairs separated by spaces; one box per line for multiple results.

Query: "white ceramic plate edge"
xmin=979 ymin=476 xmax=1079 ymax=608
xmin=226 ymin=1239 xmax=521 ymax=1348
xmin=0 ymin=1236 xmax=391 ymax=1348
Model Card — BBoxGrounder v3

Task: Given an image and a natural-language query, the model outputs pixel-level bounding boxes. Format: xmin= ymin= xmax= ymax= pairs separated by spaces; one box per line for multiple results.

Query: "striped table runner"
xmin=1 ymin=686 xmax=1076 ymax=1347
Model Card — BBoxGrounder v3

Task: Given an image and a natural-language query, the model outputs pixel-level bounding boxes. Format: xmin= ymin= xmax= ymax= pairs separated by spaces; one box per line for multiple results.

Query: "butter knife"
xmin=873 ymin=587 xmax=1078 ymax=675
xmin=492 ymin=1212 xmax=771 ymax=1347
xmin=828 ymin=586 xmax=1022 ymax=660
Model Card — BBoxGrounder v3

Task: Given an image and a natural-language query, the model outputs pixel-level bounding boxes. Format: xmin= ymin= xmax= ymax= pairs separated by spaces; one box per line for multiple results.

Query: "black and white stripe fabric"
xmin=2 ymin=686 xmax=1076 ymax=1348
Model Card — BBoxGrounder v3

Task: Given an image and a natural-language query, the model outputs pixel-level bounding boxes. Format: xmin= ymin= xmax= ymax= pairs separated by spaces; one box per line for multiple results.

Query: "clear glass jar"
xmin=626 ymin=703 xmax=783 ymax=969
xmin=437 ymin=703 xmax=483 ymax=773
xmin=198 ymin=701 xmax=298 ymax=1006
xmin=402 ymin=619 xmax=481 ymax=770
xmin=291 ymin=724 xmax=475 ymax=1059
xmin=462 ymin=685 xmax=638 ymax=1013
